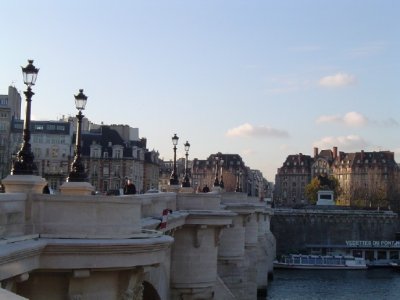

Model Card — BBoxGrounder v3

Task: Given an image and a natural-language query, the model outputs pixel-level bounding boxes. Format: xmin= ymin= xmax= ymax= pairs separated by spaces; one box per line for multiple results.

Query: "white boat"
xmin=274 ymin=254 xmax=367 ymax=270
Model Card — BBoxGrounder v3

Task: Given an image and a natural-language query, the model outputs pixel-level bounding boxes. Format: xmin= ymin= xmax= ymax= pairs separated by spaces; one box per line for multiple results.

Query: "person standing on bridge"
xmin=124 ymin=179 xmax=136 ymax=195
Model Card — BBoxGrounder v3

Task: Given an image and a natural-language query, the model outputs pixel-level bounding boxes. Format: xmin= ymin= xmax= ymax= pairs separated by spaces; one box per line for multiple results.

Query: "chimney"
xmin=361 ymin=150 xmax=364 ymax=161
xmin=333 ymin=147 xmax=338 ymax=159
xmin=314 ymin=147 xmax=318 ymax=158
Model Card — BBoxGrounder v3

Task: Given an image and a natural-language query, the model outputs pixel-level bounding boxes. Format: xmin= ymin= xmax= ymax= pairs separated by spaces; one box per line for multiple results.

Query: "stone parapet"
xmin=0 ymin=193 xmax=28 ymax=238
xmin=141 ymin=192 xmax=177 ymax=218
xmin=32 ymin=194 xmax=142 ymax=238
xmin=177 ymin=192 xmax=221 ymax=211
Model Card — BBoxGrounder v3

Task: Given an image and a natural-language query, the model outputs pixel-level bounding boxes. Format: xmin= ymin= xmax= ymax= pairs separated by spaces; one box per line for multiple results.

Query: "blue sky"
xmin=1 ymin=0 xmax=399 ymax=181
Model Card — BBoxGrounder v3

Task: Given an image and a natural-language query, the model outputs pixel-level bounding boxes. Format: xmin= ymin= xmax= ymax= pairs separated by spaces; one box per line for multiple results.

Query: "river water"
xmin=267 ymin=268 xmax=400 ymax=300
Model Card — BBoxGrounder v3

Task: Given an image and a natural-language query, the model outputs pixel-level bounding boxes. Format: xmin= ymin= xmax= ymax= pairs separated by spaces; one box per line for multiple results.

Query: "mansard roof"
xmin=11 ymin=119 xmax=70 ymax=135
xmin=282 ymin=153 xmax=313 ymax=167
xmin=337 ymin=150 xmax=397 ymax=169
xmin=80 ymin=125 xmax=145 ymax=157
xmin=317 ymin=149 xmax=334 ymax=161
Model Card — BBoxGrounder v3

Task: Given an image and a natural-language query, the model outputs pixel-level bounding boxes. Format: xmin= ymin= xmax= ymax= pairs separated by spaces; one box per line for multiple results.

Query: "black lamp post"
xmin=67 ymin=89 xmax=88 ymax=182
xmin=213 ymin=157 xmax=220 ymax=187
xmin=235 ymin=169 xmax=240 ymax=192
xmin=170 ymin=133 xmax=179 ymax=185
xmin=182 ymin=141 xmax=191 ymax=187
xmin=219 ymin=159 xmax=224 ymax=189
xmin=239 ymin=170 xmax=243 ymax=192
xmin=11 ymin=60 xmax=39 ymax=175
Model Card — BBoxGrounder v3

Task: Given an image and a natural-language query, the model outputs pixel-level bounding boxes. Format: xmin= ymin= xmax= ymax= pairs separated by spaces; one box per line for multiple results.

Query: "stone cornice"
xmin=0 ymin=235 xmax=173 ymax=280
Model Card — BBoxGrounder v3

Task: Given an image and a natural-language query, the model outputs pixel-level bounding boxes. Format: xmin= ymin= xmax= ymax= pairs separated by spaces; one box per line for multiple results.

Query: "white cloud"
xmin=226 ymin=123 xmax=289 ymax=138
xmin=319 ymin=72 xmax=356 ymax=88
xmin=342 ymin=112 xmax=368 ymax=126
xmin=316 ymin=112 xmax=398 ymax=128
xmin=313 ymin=135 xmax=369 ymax=151
xmin=316 ymin=114 xmax=342 ymax=124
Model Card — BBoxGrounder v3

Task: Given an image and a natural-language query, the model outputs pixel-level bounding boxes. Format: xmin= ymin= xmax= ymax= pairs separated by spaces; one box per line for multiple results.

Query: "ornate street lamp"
xmin=67 ymin=89 xmax=88 ymax=182
xmin=235 ymin=169 xmax=243 ymax=192
xmin=11 ymin=60 xmax=39 ymax=175
xmin=235 ymin=170 xmax=240 ymax=192
xmin=182 ymin=141 xmax=191 ymax=187
xmin=219 ymin=159 xmax=224 ymax=189
xmin=169 ymin=133 xmax=179 ymax=185
xmin=213 ymin=156 xmax=220 ymax=187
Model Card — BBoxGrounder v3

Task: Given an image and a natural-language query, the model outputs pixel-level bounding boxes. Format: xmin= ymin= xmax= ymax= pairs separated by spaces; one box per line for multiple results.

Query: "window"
xmin=91 ymin=148 xmax=101 ymax=158
xmin=0 ymin=122 xmax=7 ymax=131
xmin=51 ymin=147 xmax=59 ymax=158
xmin=103 ymin=166 xmax=109 ymax=176
xmin=47 ymin=124 xmax=55 ymax=130
xmin=113 ymin=149 xmax=122 ymax=159
xmin=35 ymin=124 xmax=44 ymax=130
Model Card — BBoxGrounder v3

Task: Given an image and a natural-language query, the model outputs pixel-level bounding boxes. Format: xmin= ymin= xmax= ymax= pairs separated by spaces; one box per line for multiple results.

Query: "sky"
xmin=1 ymin=0 xmax=399 ymax=182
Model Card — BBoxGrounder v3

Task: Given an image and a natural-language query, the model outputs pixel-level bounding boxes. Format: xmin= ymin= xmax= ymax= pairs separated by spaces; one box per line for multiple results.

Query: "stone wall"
xmin=271 ymin=207 xmax=399 ymax=255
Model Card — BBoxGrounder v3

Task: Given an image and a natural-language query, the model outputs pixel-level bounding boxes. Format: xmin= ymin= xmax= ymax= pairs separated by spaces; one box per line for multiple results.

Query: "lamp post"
xmin=169 ymin=133 xmax=179 ymax=185
xmin=67 ymin=89 xmax=88 ymax=182
xmin=235 ymin=170 xmax=243 ymax=192
xmin=213 ymin=156 xmax=220 ymax=187
xmin=11 ymin=60 xmax=39 ymax=175
xmin=182 ymin=141 xmax=191 ymax=187
xmin=219 ymin=159 xmax=224 ymax=189
xmin=235 ymin=169 xmax=240 ymax=192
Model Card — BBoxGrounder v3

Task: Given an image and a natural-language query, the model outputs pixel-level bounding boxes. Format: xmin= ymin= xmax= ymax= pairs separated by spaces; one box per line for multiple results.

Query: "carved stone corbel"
xmin=194 ymin=225 xmax=207 ymax=248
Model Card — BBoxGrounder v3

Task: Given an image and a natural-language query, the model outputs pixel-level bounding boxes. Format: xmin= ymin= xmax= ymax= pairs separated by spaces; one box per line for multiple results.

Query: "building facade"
xmin=10 ymin=119 xmax=72 ymax=191
xmin=275 ymin=147 xmax=400 ymax=209
xmin=0 ymin=86 xmax=21 ymax=179
xmin=81 ymin=125 xmax=147 ymax=193
xmin=274 ymin=153 xmax=314 ymax=207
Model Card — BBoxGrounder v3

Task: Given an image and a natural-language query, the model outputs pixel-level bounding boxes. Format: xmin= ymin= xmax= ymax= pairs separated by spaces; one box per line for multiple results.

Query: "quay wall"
xmin=271 ymin=207 xmax=399 ymax=255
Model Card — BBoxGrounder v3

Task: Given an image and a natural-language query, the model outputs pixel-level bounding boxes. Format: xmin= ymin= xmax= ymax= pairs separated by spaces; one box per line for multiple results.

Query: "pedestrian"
xmin=43 ymin=184 xmax=50 ymax=194
xmin=202 ymin=185 xmax=210 ymax=193
xmin=124 ymin=179 xmax=136 ymax=195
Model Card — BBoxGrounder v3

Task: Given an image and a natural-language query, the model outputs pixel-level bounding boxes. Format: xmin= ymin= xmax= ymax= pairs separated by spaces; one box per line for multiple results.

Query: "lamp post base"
xmin=2 ymin=174 xmax=46 ymax=194
xmin=60 ymin=181 xmax=95 ymax=196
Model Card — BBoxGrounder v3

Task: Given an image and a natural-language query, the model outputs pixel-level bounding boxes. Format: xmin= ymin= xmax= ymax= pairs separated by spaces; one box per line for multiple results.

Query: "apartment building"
xmin=275 ymin=147 xmax=400 ymax=209
xmin=0 ymin=86 xmax=21 ymax=179
xmin=10 ymin=119 xmax=72 ymax=190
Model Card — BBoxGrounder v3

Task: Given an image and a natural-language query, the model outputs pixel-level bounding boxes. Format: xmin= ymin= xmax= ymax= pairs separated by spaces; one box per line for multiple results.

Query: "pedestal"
xmin=60 ymin=182 xmax=94 ymax=195
xmin=2 ymin=175 xmax=47 ymax=194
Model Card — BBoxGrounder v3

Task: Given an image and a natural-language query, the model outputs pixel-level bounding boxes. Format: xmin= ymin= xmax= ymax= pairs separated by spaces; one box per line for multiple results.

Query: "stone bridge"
xmin=0 ymin=175 xmax=275 ymax=300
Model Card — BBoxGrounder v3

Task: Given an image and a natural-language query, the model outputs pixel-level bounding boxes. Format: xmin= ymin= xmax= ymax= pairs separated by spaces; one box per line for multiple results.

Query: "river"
xmin=267 ymin=268 xmax=400 ymax=300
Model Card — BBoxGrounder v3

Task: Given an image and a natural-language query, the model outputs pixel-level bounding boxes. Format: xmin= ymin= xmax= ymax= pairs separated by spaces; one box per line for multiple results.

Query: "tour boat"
xmin=274 ymin=254 xmax=367 ymax=270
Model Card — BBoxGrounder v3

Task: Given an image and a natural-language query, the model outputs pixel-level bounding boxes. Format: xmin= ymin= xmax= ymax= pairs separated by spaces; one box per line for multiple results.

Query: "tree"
xmin=305 ymin=177 xmax=320 ymax=204
xmin=305 ymin=175 xmax=342 ymax=205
